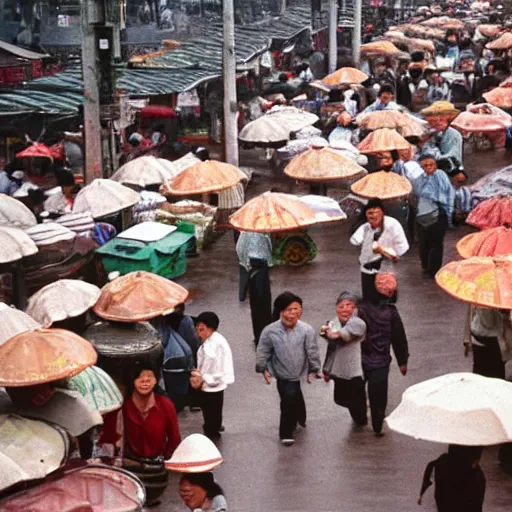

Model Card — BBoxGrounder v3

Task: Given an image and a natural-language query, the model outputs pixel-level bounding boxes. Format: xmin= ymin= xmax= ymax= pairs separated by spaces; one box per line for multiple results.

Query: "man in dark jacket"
xmin=357 ymin=273 xmax=409 ymax=436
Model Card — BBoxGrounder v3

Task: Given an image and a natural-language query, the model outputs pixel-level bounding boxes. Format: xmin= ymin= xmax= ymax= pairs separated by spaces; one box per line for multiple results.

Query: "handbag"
xmin=416 ymin=196 xmax=439 ymax=228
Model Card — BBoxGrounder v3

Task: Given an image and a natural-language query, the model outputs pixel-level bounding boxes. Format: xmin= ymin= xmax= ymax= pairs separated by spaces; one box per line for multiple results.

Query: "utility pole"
xmin=352 ymin=0 xmax=362 ymax=66
xmin=81 ymin=0 xmax=120 ymax=183
xmin=328 ymin=0 xmax=338 ymax=73
xmin=81 ymin=0 xmax=103 ymax=183
xmin=223 ymin=0 xmax=239 ymax=166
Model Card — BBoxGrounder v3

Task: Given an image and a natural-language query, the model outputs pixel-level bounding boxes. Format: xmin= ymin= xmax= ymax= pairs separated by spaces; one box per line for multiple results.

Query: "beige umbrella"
xmin=0 ymin=194 xmax=37 ymax=229
xmin=0 ymin=415 xmax=68 ymax=492
xmin=94 ymin=270 xmax=189 ymax=322
xmin=25 ymin=279 xmax=101 ymax=327
xmin=0 ymin=226 xmax=38 ymax=264
xmin=73 ymin=179 xmax=140 ymax=219
xmin=265 ymin=107 xmax=319 ymax=132
xmin=351 ymin=171 xmax=413 ymax=200
xmin=0 ymin=303 xmax=41 ymax=346
xmin=160 ymin=160 xmax=244 ymax=196
xmin=284 ymin=147 xmax=366 ymax=182
xmin=238 ymin=116 xmax=291 ymax=147
xmin=229 ymin=191 xmax=345 ymax=233
xmin=111 ymin=156 xmax=179 ymax=188
xmin=386 ymin=372 xmax=512 ymax=445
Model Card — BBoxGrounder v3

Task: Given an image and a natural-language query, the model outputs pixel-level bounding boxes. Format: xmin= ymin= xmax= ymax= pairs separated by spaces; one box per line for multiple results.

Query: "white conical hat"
xmin=165 ymin=434 xmax=223 ymax=473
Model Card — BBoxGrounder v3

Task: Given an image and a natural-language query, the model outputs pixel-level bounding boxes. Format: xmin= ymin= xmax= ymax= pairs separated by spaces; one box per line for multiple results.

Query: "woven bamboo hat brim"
xmin=73 ymin=179 xmax=140 ymax=219
xmin=351 ymin=171 xmax=413 ymax=200
xmin=94 ymin=271 xmax=189 ymax=322
xmin=0 ymin=328 xmax=97 ymax=387
xmin=284 ymin=147 xmax=366 ymax=182
xmin=0 ymin=194 xmax=37 ymax=229
xmin=0 ymin=226 xmax=38 ymax=264
xmin=26 ymin=279 xmax=101 ymax=327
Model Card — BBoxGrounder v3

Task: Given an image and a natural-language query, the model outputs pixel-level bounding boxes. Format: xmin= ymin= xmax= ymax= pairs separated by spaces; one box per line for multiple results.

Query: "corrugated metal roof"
xmin=28 ymin=66 xmax=221 ymax=96
xmin=133 ymin=5 xmax=320 ymax=70
xmin=0 ymin=89 xmax=82 ymax=115
xmin=6 ymin=5 xmax=323 ymax=115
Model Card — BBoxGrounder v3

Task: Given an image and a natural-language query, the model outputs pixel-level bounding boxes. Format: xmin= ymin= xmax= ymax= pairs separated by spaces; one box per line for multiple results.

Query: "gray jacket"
xmin=322 ymin=314 xmax=367 ymax=380
xmin=256 ymin=320 xmax=321 ymax=381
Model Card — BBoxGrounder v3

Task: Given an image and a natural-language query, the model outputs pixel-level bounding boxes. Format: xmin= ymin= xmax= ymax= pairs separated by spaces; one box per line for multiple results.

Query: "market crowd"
xmin=2 ymin=1 xmax=512 ymax=511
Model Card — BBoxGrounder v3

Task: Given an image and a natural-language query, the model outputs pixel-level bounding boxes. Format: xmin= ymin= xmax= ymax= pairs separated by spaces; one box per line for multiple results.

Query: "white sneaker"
xmin=281 ymin=438 xmax=295 ymax=446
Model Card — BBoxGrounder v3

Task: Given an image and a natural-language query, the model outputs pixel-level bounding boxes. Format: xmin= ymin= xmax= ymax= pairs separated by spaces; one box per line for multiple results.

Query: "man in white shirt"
xmin=350 ymin=199 xmax=409 ymax=302
xmin=192 ymin=312 xmax=234 ymax=440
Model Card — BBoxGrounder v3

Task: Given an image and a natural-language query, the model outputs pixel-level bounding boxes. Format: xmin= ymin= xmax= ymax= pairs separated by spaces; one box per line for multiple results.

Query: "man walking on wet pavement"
xmin=357 ymin=273 xmax=409 ymax=436
xmin=256 ymin=292 xmax=321 ymax=446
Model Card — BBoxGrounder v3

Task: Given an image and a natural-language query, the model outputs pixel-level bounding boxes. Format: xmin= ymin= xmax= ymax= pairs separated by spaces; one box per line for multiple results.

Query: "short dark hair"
xmin=180 ymin=472 xmax=224 ymax=500
xmin=418 ymin=153 xmax=438 ymax=162
xmin=378 ymin=83 xmax=395 ymax=97
xmin=196 ymin=311 xmax=220 ymax=330
xmin=278 ymin=72 xmax=288 ymax=83
xmin=364 ymin=198 xmax=385 ymax=214
xmin=272 ymin=291 xmax=303 ymax=321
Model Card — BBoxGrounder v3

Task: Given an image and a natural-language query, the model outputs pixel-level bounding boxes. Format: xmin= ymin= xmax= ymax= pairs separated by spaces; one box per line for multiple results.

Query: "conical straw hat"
xmin=165 ymin=434 xmax=223 ymax=473
xmin=284 ymin=147 xmax=366 ymax=182
xmin=486 ymin=32 xmax=512 ymax=50
xmin=420 ymin=101 xmax=460 ymax=117
xmin=0 ymin=303 xmax=41 ymax=346
xmin=322 ymin=67 xmax=369 ymax=87
xmin=73 ymin=179 xmax=140 ymax=219
xmin=229 ymin=191 xmax=344 ymax=233
xmin=435 ymin=256 xmax=512 ymax=310
xmin=358 ymin=128 xmax=411 ymax=154
xmin=0 ymin=194 xmax=37 ymax=229
xmin=238 ymin=116 xmax=291 ymax=147
xmin=483 ymin=86 xmax=512 ymax=109
xmin=360 ymin=40 xmax=402 ymax=57
xmin=351 ymin=171 xmax=412 ymax=200
xmin=26 ymin=279 xmax=101 ymax=327
xmin=111 ymin=156 xmax=179 ymax=188
xmin=466 ymin=196 xmax=512 ymax=230
xmin=265 ymin=106 xmax=319 ymax=132
xmin=94 ymin=271 xmax=189 ymax=322
xmin=456 ymin=226 xmax=512 ymax=259
xmin=0 ymin=328 xmax=97 ymax=387
xmin=160 ymin=160 xmax=244 ymax=196
xmin=0 ymin=226 xmax=38 ymax=264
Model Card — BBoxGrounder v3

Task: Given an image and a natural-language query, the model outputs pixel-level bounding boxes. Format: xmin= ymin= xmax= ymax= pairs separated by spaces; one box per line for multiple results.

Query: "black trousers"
xmin=364 ymin=366 xmax=390 ymax=434
xmin=248 ymin=262 xmax=272 ymax=346
xmin=418 ymin=215 xmax=448 ymax=277
xmin=333 ymin=377 xmax=368 ymax=426
xmin=472 ymin=336 xmax=505 ymax=379
xmin=200 ymin=390 xmax=224 ymax=439
xmin=277 ymin=380 xmax=306 ymax=439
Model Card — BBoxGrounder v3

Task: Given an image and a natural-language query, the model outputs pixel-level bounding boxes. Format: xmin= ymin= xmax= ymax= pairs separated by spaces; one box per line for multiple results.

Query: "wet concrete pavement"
xmin=154 ymin=149 xmax=512 ymax=511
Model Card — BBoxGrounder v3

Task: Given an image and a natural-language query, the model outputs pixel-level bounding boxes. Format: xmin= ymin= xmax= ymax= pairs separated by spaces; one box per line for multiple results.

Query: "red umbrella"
xmin=49 ymin=142 xmax=65 ymax=160
xmin=140 ymin=105 xmax=177 ymax=119
xmin=16 ymin=142 xmax=53 ymax=160
xmin=467 ymin=197 xmax=512 ymax=230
